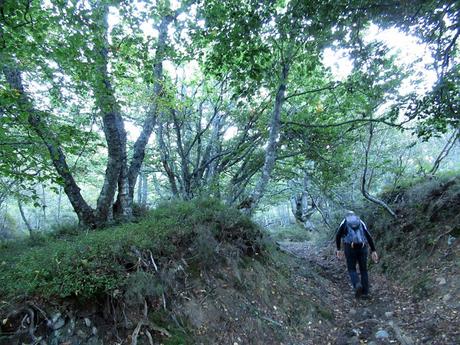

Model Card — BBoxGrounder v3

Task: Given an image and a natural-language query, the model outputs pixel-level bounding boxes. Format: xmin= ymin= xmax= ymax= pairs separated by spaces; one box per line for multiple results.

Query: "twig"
xmin=130 ymin=320 xmax=143 ymax=345
xmin=162 ymin=293 xmax=167 ymax=311
xmin=143 ymin=299 xmax=148 ymax=318
xmin=28 ymin=303 xmax=48 ymax=323
xmin=148 ymin=250 xmax=158 ymax=271
xmin=171 ymin=313 xmax=188 ymax=334
xmin=145 ymin=330 xmax=154 ymax=345
xmin=429 ymin=129 xmax=459 ymax=175
xmin=7 ymin=307 xmax=37 ymax=340
xmin=428 ymin=227 xmax=454 ymax=256
xmin=132 ymin=318 xmax=171 ymax=343
xmin=260 ymin=316 xmax=283 ymax=327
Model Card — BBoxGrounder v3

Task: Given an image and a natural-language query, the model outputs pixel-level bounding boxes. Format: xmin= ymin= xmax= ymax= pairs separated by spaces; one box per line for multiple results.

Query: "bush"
xmin=0 ymin=198 xmax=264 ymax=300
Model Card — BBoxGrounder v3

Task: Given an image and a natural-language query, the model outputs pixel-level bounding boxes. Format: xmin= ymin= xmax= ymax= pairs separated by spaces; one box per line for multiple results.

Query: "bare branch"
xmin=429 ymin=128 xmax=459 ymax=175
xmin=361 ymin=123 xmax=397 ymax=218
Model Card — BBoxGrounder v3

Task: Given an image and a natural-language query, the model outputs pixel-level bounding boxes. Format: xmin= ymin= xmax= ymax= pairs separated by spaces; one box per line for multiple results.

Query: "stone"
xmin=86 ymin=336 xmax=102 ymax=345
xmin=349 ymin=308 xmax=357 ymax=316
xmin=362 ymin=308 xmax=372 ymax=318
xmin=349 ymin=336 xmax=360 ymax=345
xmin=49 ymin=312 xmax=65 ymax=330
xmin=375 ymin=329 xmax=390 ymax=339
xmin=51 ymin=312 xmax=61 ymax=323
xmin=69 ymin=335 xmax=84 ymax=345
xmin=384 ymin=311 xmax=394 ymax=318
xmin=436 ymin=277 xmax=447 ymax=285
xmin=77 ymin=329 xmax=89 ymax=339
xmin=442 ymin=294 xmax=451 ymax=302
xmin=49 ymin=337 xmax=60 ymax=345
xmin=66 ymin=317 xmax=76 ymax=335
xmin=334 ymin=336 xmax=349 ymax=345
xmin=84 ymin=317 xmax=92 ymax=327
xmin=53 ymin=318 xmax=65 ymax=330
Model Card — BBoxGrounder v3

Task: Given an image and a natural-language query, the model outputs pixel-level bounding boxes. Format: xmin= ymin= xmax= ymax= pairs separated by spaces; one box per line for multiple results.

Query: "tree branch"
xmin=429 ymin=128 xmax=459 ymax=175
xmin=361 ymin=123 xmax=397 ymax=218
xmin=284 ymin=83 xmax=338 ymax=101
xmin=282 ymin=116 xmax=410 ymax=130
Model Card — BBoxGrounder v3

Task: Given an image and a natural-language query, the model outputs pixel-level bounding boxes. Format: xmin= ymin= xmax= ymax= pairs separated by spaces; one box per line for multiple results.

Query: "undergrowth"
xmin=0 ymin=198 xmax=264 ymax=300
xmin=268 ymin=224 xmax=312 ymax=242
xmin=362 ymin=173 xmax=460 ymax=297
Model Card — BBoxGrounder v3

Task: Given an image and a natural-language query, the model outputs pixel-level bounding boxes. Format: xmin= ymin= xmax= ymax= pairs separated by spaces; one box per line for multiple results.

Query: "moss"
xmin=315 ymin=304 xmax=334 ymax=321
xmin=148 ymin=311 xmax=192 ymax=345
xmin=164 ymin=333 xmax=193 ymax=345
xmin=412 ymin=274 xmax=432 ymax=298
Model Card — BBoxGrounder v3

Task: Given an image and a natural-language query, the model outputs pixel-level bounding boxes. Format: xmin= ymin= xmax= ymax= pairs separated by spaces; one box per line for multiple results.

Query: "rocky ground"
xmin=278 ymin=240 xmax=459 ymax=345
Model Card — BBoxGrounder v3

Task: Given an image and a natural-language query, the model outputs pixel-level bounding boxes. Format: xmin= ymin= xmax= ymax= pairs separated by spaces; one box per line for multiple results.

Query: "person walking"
xmin=336 ymin=211 xmax=379 ymax=298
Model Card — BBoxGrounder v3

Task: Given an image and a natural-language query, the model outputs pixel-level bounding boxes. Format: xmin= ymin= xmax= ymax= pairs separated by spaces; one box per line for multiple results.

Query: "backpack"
xmin=343 ymin=215 xmax=367 ymax=245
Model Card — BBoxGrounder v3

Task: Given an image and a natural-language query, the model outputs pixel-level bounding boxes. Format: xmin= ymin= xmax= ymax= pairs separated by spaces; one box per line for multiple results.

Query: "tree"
xmin=0 ymin=0 xmax=185 ymax=227
xmin=1 ymin=0 xmax=457 ymax=229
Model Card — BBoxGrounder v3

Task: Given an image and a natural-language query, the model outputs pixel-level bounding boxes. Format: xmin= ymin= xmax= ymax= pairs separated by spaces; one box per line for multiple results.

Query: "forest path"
xmin=278 ymin=241 xmax=427 ymax=345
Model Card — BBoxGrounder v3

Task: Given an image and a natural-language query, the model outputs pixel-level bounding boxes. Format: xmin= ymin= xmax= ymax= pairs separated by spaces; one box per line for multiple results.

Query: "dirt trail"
xmin=278 ymin=241 xmax=458 ymax=345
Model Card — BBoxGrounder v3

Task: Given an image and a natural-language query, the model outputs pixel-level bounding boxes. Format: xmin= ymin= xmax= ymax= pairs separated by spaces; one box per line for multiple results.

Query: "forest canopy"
xmin=0 ymin=0 xmax=459 ymax=232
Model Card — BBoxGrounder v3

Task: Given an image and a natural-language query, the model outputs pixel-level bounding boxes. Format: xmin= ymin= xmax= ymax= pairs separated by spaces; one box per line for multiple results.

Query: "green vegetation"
xmin=0 ymin=199 xmax=263 ymax=300
xmin=268 ymin=224 xmax=312 ymax=242
xmin=361 ymin=175 xmax=460 ymax=298
xmin=0 ymin=0 xmax=458 ymax=343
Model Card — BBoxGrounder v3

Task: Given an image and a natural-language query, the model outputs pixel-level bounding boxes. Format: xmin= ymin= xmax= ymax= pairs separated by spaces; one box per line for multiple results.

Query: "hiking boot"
xmin=355 ymin=283 xmax=363 ymax=299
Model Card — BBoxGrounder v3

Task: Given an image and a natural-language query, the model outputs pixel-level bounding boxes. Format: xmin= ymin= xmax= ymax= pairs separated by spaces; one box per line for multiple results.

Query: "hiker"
xmin=335 ymin=211 xmax=378 ymax=298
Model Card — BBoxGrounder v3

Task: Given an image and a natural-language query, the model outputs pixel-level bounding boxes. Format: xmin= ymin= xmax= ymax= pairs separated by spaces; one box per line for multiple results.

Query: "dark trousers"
xmin=344 ymin=244 xmax=369 ymax=294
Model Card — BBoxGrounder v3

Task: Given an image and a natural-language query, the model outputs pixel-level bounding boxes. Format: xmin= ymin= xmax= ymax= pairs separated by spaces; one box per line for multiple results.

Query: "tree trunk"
xmin=151 ymin=174 xmax=164 ymax=199
xmin=141 ymin=172 xmax=148 ymax=206
xmin=17 ymin=199 xmax=33 ymax=236
xmin=57 ymin=186 xmax=62 ymax=223
xmin=93 ymin=5 xmax=131 ymax=222
xmin=204 ymin=112 xmax=223 ymax=186
xmin=41 ymin=183 xmax=47 ymax=223
xmin=290 ymin=191 xmax=316 ymax=229
xmin=2 ymin=61 xmax=97 ymax=227
xmin=240 ymin=59 xmax=290 ymax=213
xmin=137 ymin=173 xmax=143 ymax=205
xmin=127 ymin=15 xmax=173 ymax=200
xmin=136 ymin=170 xmax=148 ymax=206
xmin=157 ymin=122 xmax=179 ymax=196
xmin=172 ymin=109 xmax=192 ymax=199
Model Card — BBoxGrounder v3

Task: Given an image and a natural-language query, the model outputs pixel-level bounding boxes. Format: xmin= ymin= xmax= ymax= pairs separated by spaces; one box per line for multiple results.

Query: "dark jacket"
xmin=336 ymin=218 xmax=376 ymax=252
